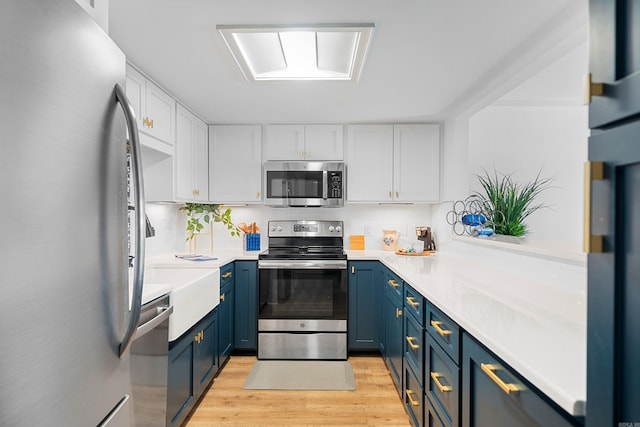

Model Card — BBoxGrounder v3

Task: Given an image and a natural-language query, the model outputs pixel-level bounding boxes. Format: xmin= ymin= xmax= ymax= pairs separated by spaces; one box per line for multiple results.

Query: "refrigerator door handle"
xmin=115 ymin=83 xmax=146 ymax=359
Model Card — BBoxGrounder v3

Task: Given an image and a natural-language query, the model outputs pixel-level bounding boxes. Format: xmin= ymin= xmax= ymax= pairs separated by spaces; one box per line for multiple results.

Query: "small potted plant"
xmin=475 ymin=169 xmax=552 ymax=237
xmin=178 ymin=203 xmax=241 ymax=242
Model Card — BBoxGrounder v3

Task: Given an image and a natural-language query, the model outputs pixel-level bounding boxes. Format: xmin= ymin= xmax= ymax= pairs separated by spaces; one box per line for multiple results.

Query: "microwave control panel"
xmin=328 ymin=171 xmax=342 ymax=198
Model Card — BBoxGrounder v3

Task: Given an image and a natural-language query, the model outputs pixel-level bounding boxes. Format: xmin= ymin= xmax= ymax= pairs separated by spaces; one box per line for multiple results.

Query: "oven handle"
xmin=258 ymin=259 xmax=347 ymax=270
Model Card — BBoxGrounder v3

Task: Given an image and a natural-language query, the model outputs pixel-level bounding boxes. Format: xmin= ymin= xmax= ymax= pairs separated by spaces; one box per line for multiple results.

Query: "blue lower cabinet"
xmin=218 ymin=281 xmax=234 ymax=368
xmin=348 ymin=261 xmax=381 ymax=351
xmin=405 ymin=364 xmax=424 ymax=427
xmin=462 ymin=333 xmax=579 ymax=427
xmin=167 ymin=309 xmax=218 ymax=427
xmin=426 ymin=397 xmax=447 ymax=427
xmin=234 ymin=261 xmax=257 ymax=350
xmin=385 ymin=285 xmax=404 ymax=396
xmin=425 ymin=332 xmax=459 ymax=427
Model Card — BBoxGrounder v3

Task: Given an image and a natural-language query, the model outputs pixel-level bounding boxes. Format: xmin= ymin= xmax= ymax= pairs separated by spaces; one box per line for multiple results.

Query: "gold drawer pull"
xmin=406 ymin=296 xmax=419 ymax=307
xmin=405 ymin=336 xmax=419 ymax=350
xmin=480 ymin=363 xmax=521 ymax=394
xmin=430 ymin=320 xmax=453 ymax=336
xmin=395 ymin=308 xmax=403 ymax=318
xmin=430 ymin=372 xmax=452 ymax=392
xmin=388 ymin=279 xmax=399 ymax=288
xmin=406 ymin=389 xmax=419 ymax=406
xmin=220 ymin=293 xmax=225 ymax=302
xmin=583 ymin=161 xmax=604 ymax=253
xmin=222 ymin=272 xmax=232 ymax=279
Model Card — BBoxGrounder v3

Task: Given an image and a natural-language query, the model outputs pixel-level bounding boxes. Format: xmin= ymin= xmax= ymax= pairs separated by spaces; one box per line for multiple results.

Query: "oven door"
xmin=258 ymin=259 xmax=347 ymax=331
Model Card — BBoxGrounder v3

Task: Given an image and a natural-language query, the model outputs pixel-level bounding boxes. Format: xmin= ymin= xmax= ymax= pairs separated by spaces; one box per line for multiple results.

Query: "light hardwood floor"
xmin=185 ymin=355 xmax=412 ymax=427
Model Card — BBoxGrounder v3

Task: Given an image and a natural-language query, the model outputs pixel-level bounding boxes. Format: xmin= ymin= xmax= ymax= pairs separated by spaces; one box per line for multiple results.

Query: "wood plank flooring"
xmin=185 ymin=355 xmax=412 ymax=427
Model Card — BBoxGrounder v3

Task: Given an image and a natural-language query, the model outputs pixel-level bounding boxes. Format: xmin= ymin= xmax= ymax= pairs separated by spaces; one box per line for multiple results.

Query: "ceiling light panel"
xmin=217 ymin=24 xmax=375 ymax=82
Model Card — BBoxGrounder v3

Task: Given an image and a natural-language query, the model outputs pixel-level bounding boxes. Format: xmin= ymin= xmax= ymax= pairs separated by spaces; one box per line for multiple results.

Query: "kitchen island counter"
xmin=348 ymin=239 xmax=586 ymax=417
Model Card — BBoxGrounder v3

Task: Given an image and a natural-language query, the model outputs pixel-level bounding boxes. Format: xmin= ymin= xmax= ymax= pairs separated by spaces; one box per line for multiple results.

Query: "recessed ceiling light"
xmin=217 ymin=23 xmax=375 ymax=82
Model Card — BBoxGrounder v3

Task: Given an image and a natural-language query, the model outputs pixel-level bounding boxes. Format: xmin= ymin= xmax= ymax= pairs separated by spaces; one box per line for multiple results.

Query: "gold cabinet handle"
xmin=387 ymin=279 xmax=399 ymax=288
xmin=388 ymin=191 xmax=392 ymax=198
xmin=220 ymin=293 xmax=225 ymax=302
xmin=583 ymin=73 xmax=604 ymax=105
xmin=406 ymin=296 xmax=419 ymax=307
xmin=194 ymin=333 xmax=200 ymax=344
xmin=430 ymin=320 xmax=453 ymax=336
xmin=299 ymin=151 xmax=305 ymax=158
xmin=395 ymin=191 xmax=399 ymax=198
xmin=142 ymin=117 xmax=154 ymax=128
xmin=405 ymin=336 xmax=419 ymax=350
xmin=406 ymin=390 xmax=419 ymax=407
xmin=584 ymin=161 xmax=605 ymax=253
xmin=256 ymin=191 xmax=260 ymax=199
xmin=480 ymin=363 xmax=521 ymax=394
xmin=200 ymin=331 xmax=204 ymax=341
xmin=395 ymin=307 xmax=403 ymax=318
xmin=306 ymin=151 xmax=311 ymax=158
xmin=222 ymin=272 xmax=232 ymax=279
xmin=351 ymin=265 xmax=355 ymax=274
xmin=430 ymin=372 xmax=452 ymax=392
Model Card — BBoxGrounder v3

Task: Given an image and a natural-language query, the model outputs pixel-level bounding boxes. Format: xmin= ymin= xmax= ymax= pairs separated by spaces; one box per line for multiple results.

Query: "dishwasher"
xmin=130 ymin=292 xmax=173 ymax=427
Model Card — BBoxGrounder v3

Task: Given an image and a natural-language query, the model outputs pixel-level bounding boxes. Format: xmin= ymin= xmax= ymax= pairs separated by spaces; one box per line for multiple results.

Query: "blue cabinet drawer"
xmin=404 ymin=311 xmax=424 ymax=387
xmin=385 ymin=269 xmax=403 ymax=299
xmin=220 ymin=263 xmax=234 ymax=287
xmin=462 ymin=333 xmax=579 ymax=427
xmin=404 ymin=284 xmax=424 ymax=324
xmin=425 ymin=396 xmax=447 ymax=427
xmin=405 ymin=364 xmax=425 ymax=427
xmin=425 ymin=331 xmax=459 ymax=427
xmin=426 ymin=303 xmax=460 ymax=364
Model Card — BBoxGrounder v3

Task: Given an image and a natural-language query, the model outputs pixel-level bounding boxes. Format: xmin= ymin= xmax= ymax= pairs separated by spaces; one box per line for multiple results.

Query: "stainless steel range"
xmin=258 ymin=220 xmax=347 ymax=360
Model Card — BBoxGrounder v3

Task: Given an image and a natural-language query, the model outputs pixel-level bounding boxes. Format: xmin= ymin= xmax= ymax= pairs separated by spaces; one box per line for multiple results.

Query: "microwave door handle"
xmin=323 ymin=170 xmax=328 ymax=199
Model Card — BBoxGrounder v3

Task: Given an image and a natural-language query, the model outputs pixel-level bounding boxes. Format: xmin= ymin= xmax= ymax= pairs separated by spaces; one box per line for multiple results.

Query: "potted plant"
xmin=178 ymin=203 xmax=241 ymax=241
xmin=475 ymin=169 xmax=552 ymax=237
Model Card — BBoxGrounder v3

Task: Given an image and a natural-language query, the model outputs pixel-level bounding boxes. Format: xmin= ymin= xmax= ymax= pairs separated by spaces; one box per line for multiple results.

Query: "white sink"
xmin=140 ymin=265 xmax=220 ymax=341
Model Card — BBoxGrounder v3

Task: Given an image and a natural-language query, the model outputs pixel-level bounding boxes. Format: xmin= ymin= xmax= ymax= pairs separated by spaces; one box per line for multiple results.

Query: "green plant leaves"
xmin=475 ymin=169 xmax=551 ymax=237
xmin=178 ymin=203 xmax=241 ymax=241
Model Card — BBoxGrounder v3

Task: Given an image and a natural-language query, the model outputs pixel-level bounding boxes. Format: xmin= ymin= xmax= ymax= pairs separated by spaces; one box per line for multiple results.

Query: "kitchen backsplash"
xmin=144 ymin=203 xmax=437 ymax=257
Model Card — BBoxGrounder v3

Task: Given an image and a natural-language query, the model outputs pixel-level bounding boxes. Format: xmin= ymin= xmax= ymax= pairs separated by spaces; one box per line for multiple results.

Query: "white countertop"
xmin=144 ymin=245 xmax=586 ymax=416
xmin=348 ymin=241 xmax=587 ymax=417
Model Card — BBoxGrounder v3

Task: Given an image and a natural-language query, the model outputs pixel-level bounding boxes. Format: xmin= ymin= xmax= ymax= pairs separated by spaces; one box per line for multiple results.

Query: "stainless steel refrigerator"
xmin=0 ymin=1 xmax=147 ymax=425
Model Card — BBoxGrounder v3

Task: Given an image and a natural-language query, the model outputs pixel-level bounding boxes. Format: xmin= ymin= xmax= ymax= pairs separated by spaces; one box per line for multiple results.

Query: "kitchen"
xmin=1 ymin=1 xmax=637 ymax=427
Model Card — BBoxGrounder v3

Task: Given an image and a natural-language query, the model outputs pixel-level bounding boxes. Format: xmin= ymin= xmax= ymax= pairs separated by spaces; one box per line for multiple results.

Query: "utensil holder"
xmin=243 ymin=233 xmax=260 ymax=251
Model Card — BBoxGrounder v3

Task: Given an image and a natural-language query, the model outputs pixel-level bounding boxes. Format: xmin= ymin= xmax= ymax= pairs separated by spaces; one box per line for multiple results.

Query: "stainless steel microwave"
xmin=263 ymin=162 xmax=344 ymax=207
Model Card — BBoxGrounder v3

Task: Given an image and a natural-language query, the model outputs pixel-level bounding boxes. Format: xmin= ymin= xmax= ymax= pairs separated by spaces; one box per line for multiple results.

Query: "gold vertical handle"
xmin=480 ymin=363 xmax=521 ymax=394
xmin=200 ymin=331 xmax=204 ymax=342
xmin=351 ymin=265 xmax=355 ymax=274
xmin=388 ymin=191 xmax=392 ymax=198
xmin=430 ymin=372 xmax=453 ymax=392
xmin=406 ymin=390 xmax=419 ymax=406
xmin=300 ymin=151 xmax=305 ymax=158
xmin=396 ymin=307 xmax=403 ymax=318
xmin=395 ymin=191 xmax=399 ymax=198
xmin=583 ymin=73 xmax=604 ymax=105
xmin=306 ymin=151 xmax=311 ymax=158
xmin=584 ymin=161 xmax=604 ymax=253
xmin=220 ymin=293 xmax=225 ymax=302
xmin=406 ymin=297 xmax=419 ymax=307
xmin=256 ymin=191 xmax=260 ymax=199
xmin=405 ymin=336 xmax=419 ymax=350
xmin=430 ymin=320 xmax=453 ymax=336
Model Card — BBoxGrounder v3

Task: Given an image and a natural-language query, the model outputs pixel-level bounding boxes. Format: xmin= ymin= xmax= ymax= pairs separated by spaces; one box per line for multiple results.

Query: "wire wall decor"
xmin=446 ymin=195 xmax=504 ymax=237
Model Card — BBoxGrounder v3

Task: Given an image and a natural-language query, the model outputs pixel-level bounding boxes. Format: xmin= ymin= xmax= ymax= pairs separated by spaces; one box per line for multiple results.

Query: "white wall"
xmin=433 ymin=41 xmax=588 ymax=252
xmin=144 ymin=202 xmax=434 ymax=257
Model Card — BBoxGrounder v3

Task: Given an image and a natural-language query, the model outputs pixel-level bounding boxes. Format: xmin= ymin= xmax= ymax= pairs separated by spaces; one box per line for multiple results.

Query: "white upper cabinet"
xmin=209 ymin=125 xmax=262 ymax=204
xmin=346 ymin=124 xmax=440 ymax=203
xmin=346 ymin=125 xmax=394 ymax=202
xmin=393 ymin=124 xmax=440 ymax=202
xmin=264 ymin=124 xmax=343 ymax=160
xmin=175 ymin=105 xmax=208 ymax=202
xmin=126 ymin=64 xmax=176 ymax=153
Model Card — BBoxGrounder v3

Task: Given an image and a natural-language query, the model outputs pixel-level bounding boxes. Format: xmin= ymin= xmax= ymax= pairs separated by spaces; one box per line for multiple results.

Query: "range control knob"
xmin=276 ymin=226 xmax=283 ymax=232
xmin=328 ymin=226 xmax=335 ymax=232
xmin=335 ymin=225 xmax=342 ymax=233
xmin=270 ymin=226 xmax=276 ymax=232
